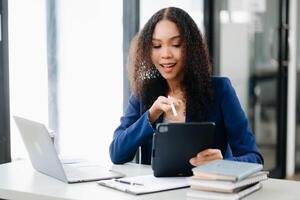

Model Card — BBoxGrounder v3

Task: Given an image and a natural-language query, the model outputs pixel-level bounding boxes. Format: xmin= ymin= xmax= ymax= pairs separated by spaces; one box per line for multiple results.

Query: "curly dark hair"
xmin=128 ymin=7 xmax=213 ymax=119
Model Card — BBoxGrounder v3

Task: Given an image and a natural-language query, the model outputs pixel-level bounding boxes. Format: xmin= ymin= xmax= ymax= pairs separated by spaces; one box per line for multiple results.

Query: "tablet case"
xmin=151 ymin=122 xmax=215 ymax=177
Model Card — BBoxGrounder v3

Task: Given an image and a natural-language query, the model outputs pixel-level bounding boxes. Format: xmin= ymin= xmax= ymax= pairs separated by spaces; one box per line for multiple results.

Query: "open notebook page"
xmin=97 ymin=175 xmax=189 ymax=195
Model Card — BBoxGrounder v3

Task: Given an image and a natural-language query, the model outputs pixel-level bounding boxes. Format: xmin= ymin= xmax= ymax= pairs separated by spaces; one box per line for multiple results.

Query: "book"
xmin=97 ymin=175 xmax=189 ymax=195
xmin=192 ymin=160 xmax=263 ymax=181
xmin=188 ymin=171 xmax=268 ymax=193
xmin=186 ymin=182 xmax=262 ymax=200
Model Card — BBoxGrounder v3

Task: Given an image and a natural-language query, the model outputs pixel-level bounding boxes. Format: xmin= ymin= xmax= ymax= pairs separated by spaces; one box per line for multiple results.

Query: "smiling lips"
xmin=160 ymin=63 xmax=176 ymax=73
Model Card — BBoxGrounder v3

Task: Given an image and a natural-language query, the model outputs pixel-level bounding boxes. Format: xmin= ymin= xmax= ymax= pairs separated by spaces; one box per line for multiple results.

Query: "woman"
xmin=109 ymin=7 xmax=263 ymax=166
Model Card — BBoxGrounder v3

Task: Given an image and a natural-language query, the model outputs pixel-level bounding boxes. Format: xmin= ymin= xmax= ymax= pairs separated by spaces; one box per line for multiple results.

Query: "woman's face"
xmin=151 ymin=20 xmax=184 ymax=82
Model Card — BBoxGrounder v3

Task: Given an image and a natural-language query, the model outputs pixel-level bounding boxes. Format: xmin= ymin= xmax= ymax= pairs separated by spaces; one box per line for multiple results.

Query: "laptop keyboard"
xmin=63 ymin=165 xmax=102 ymax=179
xmin=62 ymin=164 xmax=119 ymax=181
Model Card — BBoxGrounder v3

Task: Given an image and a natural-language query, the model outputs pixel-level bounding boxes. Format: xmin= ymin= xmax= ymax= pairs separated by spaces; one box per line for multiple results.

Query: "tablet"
xmin=151 ymin=122 xmax=215 ymax=177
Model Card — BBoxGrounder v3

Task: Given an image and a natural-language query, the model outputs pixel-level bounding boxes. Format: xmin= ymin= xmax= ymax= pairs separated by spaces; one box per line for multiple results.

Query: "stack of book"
xmin=186 ymin=160 xmax=268 ymax=200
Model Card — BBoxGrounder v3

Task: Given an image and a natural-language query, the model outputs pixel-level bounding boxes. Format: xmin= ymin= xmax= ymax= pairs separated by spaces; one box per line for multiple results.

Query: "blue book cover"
xmin=192 ymin=160 xmax=263 ymax=181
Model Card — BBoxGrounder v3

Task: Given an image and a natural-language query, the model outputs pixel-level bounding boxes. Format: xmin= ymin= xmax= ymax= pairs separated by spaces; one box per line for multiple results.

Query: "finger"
xmin=197 ymin=149 xmax=220 ymax=157
xmin=190 ymin=154 xmax=207 ymax=164
xmin=203 ymin=153 xmax=223 ymax=161
xmin=160 ymin=104 xmax=173 ymax=113
xmin=159 ymin=97 xmax=175 ymax=107
xmin=194 ymin=149 xmax=223 ymax=164
xmin=189 ymin=158 xmax=197 ymax=166
xmin=191 ymin=155 xmax=222 ymax=166
xmin=198 ymin=151 xmax=222 ymax=162
xmin=167 ymin=95 xmax=182 ymax=107
xmin=197 ymin=150 xmax=210 ymax=157
xmin=157 ymin=96 xmax=169 ymax=104
xmin=190 ymin=157 xmax=208 ymax=166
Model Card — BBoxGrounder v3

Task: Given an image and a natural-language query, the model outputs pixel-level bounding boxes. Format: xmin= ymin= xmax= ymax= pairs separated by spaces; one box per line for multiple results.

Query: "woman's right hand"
xmin=189 ymin=149 xmax=223 ymax=166
xmin=148 ymin=96 xmax=176 ymax=123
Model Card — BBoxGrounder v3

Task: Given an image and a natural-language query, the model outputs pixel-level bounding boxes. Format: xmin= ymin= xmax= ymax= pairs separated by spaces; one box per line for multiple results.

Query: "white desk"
xmin=0 ymin=161 xmax=300 ymax=200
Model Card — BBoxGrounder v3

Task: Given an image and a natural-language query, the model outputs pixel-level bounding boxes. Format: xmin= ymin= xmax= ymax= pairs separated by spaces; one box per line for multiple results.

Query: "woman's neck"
xmin=167 ymin=80 xmax=182 ymax=96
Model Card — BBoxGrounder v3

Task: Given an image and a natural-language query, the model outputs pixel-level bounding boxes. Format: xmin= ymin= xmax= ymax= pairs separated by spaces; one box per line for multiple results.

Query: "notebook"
xmin=97 ymin=175 xmax=189 ymax=195
xmin=152 ymin=122 xmax=215 ymax=177
xmin=14 ymin=116 xmax=124 ymax=183
xmin=188 ymin=171 xmax=268 ymax=193
xmin=186 ymin=182 xmax=262 ymax=200
xmin=192 ymin=160 xmax=263 ymax=181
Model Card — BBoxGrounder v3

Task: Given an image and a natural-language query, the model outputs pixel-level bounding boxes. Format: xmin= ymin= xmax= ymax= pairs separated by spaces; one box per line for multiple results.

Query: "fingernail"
xmin=189 ymin=158 xmax=194 ymax=164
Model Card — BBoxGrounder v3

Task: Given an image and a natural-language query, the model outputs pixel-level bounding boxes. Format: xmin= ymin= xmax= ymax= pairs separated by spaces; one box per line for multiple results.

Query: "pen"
xmin=113 ymin=179 xmax=144 ymax=186
xmin=168 ymin=96 xmax=178 ymax=116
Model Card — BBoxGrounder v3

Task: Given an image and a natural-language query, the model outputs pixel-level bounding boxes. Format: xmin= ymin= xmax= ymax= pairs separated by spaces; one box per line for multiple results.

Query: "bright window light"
xmin=231 ymin=11 xmax=250 ymax=23
xmin=8 ymin=0 xmax=123 ymax=166
xmin=9 ymin=0 xmax=48 ymax=160
xmin=220 ymin=10 xmax=230 ymax=23
xmin=57 ymin=0 xmax=123 ymax=165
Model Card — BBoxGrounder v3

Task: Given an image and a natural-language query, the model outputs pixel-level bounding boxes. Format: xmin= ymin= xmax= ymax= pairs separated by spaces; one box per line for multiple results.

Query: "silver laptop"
xmin=14 ymin=116 xmax=124 ymax=183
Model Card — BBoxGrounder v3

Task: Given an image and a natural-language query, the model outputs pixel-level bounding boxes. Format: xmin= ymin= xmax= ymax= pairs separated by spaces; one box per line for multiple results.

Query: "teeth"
xmin=161 ymin=63 xmax=175 ymax=68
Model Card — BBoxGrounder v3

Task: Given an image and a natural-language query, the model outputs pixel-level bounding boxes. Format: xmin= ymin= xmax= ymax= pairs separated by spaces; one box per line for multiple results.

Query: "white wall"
xmin=140 ymin=0 xmax=204 ymax=32
xmin=220 ymin=23 xmax=249 ymax=113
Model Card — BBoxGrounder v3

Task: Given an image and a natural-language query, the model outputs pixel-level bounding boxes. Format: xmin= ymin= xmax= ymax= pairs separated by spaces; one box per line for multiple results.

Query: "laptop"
xmin=13 ymin=116 xmax=124 ymax=183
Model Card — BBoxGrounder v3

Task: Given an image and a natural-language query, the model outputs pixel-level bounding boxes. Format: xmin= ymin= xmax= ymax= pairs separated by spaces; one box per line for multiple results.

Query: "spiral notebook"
xmin=97 ymin=175 xmax=189 ymax=195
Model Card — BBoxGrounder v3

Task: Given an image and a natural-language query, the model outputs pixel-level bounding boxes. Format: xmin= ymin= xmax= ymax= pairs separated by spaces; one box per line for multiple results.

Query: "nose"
xmin=161 ymin=47 xmax=172 ymax=59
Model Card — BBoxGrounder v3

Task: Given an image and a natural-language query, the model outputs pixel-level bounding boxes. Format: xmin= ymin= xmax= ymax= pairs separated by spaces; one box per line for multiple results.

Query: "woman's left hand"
xmin=189 ymin=148 xmax=223 ymax=166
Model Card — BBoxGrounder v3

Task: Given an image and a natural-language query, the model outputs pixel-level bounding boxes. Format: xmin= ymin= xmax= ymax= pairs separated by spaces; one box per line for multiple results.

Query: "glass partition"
xmin=217 ymin=0 xmax=280 ymax=172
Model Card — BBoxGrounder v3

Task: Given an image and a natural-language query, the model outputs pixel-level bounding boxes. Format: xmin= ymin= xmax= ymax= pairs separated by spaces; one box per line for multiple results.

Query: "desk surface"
xmin=1 ymin=161 xmax=300 ymax=200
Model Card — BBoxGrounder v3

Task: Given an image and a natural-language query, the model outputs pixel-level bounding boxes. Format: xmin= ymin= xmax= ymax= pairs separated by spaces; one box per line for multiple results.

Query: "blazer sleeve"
xmin=221 ymin=78 xmax=264 ymax=164
xmin=109 ymin=94 xmax=155 ymax=164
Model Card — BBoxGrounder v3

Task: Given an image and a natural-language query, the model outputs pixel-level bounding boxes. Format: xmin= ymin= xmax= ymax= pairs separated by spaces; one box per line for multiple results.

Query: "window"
xmin=56 ymin=1 xmax=123 ymax=164
xmin=9 ymin=0 xmax=48 ymax=160
xmin=9 ymin=1 xmax=123 ymax=165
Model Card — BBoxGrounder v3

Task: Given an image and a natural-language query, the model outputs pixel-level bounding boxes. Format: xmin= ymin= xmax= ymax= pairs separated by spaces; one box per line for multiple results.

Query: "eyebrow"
xmin=152 ymin=35 xmax=181 ymax=41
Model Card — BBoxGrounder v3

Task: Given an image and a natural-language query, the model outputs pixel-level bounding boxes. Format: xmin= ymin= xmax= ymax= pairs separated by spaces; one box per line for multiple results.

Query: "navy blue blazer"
xmin=109 ymin=77 xmax=263 ymax=165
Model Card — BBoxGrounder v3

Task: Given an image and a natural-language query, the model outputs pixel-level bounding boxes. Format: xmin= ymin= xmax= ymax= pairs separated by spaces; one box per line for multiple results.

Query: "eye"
xmin=172 ymin=44 xmax=181 ymax=48
xmin=152 ymin=44 xmax=161 ymax=49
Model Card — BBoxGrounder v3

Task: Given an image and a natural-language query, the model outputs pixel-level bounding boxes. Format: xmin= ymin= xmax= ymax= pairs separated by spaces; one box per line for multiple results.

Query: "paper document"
xmin=97 ymin=175 xmax=189 ymax=195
